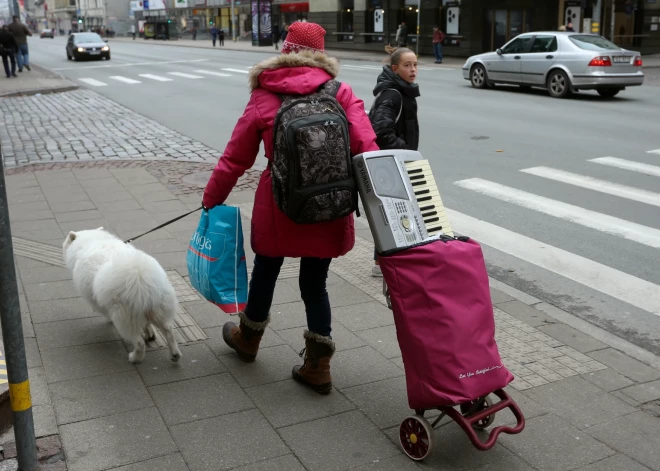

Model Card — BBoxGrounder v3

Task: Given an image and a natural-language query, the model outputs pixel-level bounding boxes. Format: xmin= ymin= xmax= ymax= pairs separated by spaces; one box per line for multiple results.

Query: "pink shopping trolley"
xmin=379 ymin=235 xmax=525 ymax=461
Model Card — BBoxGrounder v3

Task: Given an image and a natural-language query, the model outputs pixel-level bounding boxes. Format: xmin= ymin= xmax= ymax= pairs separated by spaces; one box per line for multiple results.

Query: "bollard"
xmin=0 ymin=152 xmax=38 ymax=470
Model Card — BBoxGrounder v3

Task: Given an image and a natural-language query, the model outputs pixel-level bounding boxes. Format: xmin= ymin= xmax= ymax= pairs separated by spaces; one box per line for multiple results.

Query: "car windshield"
xmin=569 ymin=35 xmax=621 ymax=51
xmin=75 ymin=33 xmax=103 ymax=43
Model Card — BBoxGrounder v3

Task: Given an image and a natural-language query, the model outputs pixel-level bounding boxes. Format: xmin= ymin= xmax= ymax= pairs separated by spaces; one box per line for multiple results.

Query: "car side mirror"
xmin=496 ymin=48 xmax=503 ymax=55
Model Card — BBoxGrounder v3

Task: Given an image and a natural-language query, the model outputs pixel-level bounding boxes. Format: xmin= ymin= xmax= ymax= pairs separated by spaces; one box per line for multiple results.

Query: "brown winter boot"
xmin=222 ymin=311 xmax=269 ymax=362
xmin=292 ymin=330 xmax=336 ymax=395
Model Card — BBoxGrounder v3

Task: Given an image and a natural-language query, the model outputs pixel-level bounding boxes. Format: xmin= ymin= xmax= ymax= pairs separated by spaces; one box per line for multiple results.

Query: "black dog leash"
xmin=124 ymin=206 xmax=204 ymax=244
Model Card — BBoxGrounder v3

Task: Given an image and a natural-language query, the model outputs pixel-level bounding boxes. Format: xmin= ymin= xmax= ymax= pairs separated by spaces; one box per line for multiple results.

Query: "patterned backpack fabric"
xmin=271 ymin=80 xmax=357 ymax=224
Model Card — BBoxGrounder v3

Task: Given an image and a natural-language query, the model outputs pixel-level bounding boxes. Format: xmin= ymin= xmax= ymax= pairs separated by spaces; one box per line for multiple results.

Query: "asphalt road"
xmin=29 ymin=37 xmax=660 ymax=355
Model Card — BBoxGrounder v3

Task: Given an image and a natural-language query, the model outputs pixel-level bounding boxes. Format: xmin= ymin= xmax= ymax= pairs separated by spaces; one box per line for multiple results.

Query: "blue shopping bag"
xmin=186 ymin=205 xmax=248 ymax=314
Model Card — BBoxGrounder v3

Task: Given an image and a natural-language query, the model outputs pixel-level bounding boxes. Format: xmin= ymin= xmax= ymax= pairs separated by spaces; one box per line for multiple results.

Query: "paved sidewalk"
xmin=110 ymin=36 xmax=466 ymax=68
xmin=1 ymin=91 xmax=660 ymax=470
xmin=0 ymin=64 xmax=78 ymax=98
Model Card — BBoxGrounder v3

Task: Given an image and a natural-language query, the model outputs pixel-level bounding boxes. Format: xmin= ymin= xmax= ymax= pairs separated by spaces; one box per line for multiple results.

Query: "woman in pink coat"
xmin=203 ymin=22 xmax=378 ymax=394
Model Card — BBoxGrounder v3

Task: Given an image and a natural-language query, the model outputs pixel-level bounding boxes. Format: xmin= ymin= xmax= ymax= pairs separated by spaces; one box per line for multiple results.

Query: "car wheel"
xmin=470 ymin=64 xmax=489 ymax=89
xmin=547 ymin=70 xmax=571 ymax=98
xmin=597 ymin=88 xmax=621 ymax=98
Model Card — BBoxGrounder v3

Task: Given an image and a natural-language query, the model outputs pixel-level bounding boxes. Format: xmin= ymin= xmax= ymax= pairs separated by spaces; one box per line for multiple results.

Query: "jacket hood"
xmin=373 ymin=66 xmax=420 ymax=98
xmin=249 ymin=51 xmax=340 ymax=95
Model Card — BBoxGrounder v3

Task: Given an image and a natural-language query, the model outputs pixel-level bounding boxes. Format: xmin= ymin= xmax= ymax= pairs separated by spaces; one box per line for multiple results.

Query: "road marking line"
xmin=194 ymin=69 xmax=232 ymax=77
xmin=78 ymin=78 xmax=107 ymax=87
xmin=647 ymin=149 xmax=660 ymax=155
xmin=342 ymin=65 xmax=382 ymax=70
xmin=446 ymin=208 xmax=660 ymax=317
xmin=139 ymin=74 xmax=173 ymax=82
xmin=590 ymin=157 xmax=660 ymax=178
xmin=168 ymin=72 xmax=204 ymax=79
xmin=455 ymin=178 xmax=660 ymax=248
xmin=222 ymin=68 xmax=249 ymax=74
xmin=109 ymin=76 xmax=141 ymax=84
xmin=52 ymin=58 xmax=209 ymax=71
xmin=521 ymin=167 xmax=660 ymax=208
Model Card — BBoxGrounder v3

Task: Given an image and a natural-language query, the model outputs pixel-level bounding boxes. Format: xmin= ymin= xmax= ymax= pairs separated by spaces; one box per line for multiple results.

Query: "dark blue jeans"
xmin=433 ymin=43 xmax=443 ymax=62
xmin=245 ymin=254 xmax=333 ymax=337
xmin=2 ymin=51 xmax=16 ymax=77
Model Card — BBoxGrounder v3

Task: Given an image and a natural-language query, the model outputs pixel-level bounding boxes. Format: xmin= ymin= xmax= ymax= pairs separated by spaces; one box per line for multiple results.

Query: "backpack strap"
xmin=318 ymin=80 xmax=341 ymax=98
xmin=373 ymin=88 xmax=403 ymax=123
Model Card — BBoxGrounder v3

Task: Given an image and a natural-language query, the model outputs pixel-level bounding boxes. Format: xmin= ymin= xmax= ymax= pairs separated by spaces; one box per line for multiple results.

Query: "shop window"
xmin=484 ymin=9 xmax=532 ymax=51
xmin=337 ymin=0 xmax=354 ymax=42
xmin=365 ymin=4 xmax=385 ymax=44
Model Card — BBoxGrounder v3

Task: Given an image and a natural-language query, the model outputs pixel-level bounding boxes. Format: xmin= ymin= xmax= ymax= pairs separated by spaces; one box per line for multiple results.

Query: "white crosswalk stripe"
xmin=521 ymin=167 xmax=660 ymax=207
xmin=222 ymin=68 xmax=249 ymax=74
xmin=590 ymin=157 xmax=660 ymax=177
xmin=647 ymin=149 xmax=660 ymax=155
xmin=455 ymin=178 xmax=660 ymax=249
xmin=139 ymin=74 xmax=173 ymax=82
xmin=194 ymin=70 xmax=232 ymax=77
xmin=168 ymin=72 xmax=203 ymax=79
xmin=109 ymin=76 xmax=141 ymax=84
xmin=447 ymin=209 xmax=660 ymax=317
xmin=79 ymin=78 xmax=107 ymax=87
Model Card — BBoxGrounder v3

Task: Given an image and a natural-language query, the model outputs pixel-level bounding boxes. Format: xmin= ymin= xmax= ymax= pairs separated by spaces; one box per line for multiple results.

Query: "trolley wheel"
xmin=399 ymin=415 xmax=434 ymax=461
xmin=461 ymin=396 xmax=495 ymax=430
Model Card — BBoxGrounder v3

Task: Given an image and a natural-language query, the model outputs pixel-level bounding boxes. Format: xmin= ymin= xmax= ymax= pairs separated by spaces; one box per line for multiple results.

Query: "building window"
xmin=484 ymin=9 xmax=532 ymax=51
xmin=337 ymin=0 xmax=354 ymax=41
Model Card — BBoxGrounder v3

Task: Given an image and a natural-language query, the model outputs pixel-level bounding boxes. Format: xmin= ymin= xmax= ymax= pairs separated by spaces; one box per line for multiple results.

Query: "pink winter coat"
xmin=203 ymin=51 xmax=379 ymax=259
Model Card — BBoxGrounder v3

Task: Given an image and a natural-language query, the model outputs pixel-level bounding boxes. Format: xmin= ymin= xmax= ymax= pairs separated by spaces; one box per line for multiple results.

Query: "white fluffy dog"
xmin=63 ymin=227 xmax=182 ymax=364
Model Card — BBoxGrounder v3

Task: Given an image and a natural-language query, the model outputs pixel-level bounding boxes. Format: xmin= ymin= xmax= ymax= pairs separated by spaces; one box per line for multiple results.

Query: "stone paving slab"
xmin=4 ymin=145 xmax=660 ymax=470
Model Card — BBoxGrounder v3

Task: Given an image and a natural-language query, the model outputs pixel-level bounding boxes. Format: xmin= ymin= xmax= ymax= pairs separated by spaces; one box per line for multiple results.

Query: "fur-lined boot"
xmin=222 ymin=311 xmax=269 ymax=362
xmin=292 ymin=330 xmax=336 ymax=395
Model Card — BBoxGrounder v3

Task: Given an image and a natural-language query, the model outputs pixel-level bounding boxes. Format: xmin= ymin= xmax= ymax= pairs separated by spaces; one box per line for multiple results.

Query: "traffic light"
xmin=77 ymin=18 xmax=82 ymax=24
xmin=167 ymin=19 xmax=171 ymax=23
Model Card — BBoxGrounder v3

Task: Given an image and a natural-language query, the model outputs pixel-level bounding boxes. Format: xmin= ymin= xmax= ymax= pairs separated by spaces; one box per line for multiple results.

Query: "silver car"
xmin=462 ymin=32 xmax=644 ymax=98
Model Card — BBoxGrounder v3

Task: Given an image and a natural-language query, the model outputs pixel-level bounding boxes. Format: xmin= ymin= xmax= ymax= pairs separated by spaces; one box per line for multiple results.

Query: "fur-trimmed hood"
xmin=249 ymin=51 xmax=340 ymax=92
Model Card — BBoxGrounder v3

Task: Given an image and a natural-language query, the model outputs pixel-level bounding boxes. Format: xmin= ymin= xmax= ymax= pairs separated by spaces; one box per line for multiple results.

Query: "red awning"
xmin=278 ymin=2 xmax=308 ymax=13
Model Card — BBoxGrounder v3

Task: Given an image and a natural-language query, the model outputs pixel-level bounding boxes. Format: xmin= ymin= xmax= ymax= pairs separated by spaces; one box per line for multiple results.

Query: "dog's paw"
xmin=171 ymin=352 xmax=182 ymax=362
xmin=128 ymin=352 xmax=143 ymax=364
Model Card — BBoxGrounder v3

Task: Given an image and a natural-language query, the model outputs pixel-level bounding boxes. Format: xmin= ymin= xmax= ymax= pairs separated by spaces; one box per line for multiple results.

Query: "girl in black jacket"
xmin=368 ymin=47 xmax=420 ymax=276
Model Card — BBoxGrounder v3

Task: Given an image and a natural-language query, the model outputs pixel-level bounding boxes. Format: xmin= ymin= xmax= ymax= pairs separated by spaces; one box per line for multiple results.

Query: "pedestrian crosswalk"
xmin=75 ymin=61 xmax=450 ymax=88
xmin=451 ymin=148 xmax=660 ymax=318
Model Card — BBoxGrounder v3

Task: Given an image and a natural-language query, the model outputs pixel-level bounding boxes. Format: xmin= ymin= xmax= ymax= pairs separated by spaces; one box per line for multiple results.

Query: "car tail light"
xmin=633 ymin=56 xmax=642 ymax=67
xmin=589 ymin=56 xmax=612 ymax=67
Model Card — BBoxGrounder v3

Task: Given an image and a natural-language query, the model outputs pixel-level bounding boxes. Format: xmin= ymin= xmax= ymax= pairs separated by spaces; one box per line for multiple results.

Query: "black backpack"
xmin=271 ymin=80 xmax=357 ymax=224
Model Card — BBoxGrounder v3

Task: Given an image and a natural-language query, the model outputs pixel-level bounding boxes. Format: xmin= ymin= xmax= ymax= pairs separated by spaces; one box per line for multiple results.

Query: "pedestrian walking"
xmin=202 ymin=21 xmax=378 ymax=394
xmin=398 ymin=20 xmax=409 ymax=47
xmin=368 ymin=47 xmax=420 ymax=276
xmin=566 ymin=22 xmax=575 ymax=32
xmin=281 ymin=23 xmax=288 ymax=42
xmin=218 ymin=28 xmax=224 ymax=46
xmin=7 ymin=16 xmax=31 ymax=72
xmin=210 ymin=25 xmax=219 ymax=46
xmin=0 ymin=25 xmax=18 ymax=78
xmin=130 ymin=24 xmax=136 ymax=39
xmin=432 ymin=25 xmax=445 ymax=64
xmin=192 ymin=26 xmax=197 ymax=40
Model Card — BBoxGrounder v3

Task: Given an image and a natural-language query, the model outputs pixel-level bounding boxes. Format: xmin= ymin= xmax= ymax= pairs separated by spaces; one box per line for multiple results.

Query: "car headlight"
xmin=77 ymin=47 xmax=84 ymax=52
xmin=102 ymin=46 xmax=109 ymax=51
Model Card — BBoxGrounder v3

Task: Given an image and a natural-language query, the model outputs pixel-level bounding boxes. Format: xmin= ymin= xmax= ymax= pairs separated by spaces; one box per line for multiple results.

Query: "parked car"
xmin=40 ymin=29 xmax=54 ymax=39
xmin=462 ymin=32 xmax=644 ymax=98
xmin=66 ymin=32 xmax=110 ymax=61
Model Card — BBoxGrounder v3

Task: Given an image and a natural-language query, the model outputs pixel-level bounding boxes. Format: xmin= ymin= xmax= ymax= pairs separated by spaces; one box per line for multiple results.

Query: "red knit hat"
xmin=281 ymin=22 xmax=326 ymax=54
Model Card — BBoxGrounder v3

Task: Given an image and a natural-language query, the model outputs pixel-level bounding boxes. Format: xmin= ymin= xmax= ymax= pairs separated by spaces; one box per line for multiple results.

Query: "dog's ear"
xmin=67 ymin=231 xmax=77 ymax=242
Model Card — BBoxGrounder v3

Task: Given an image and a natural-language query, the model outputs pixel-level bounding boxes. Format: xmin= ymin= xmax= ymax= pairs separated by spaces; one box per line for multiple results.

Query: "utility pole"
xmin=592 ymin=0 xmax=601 ymax=34
xmin=0 ymin=152 xmax=38 ymax=470
xmin=231 ymin=0 xmax=236 ymax=42
xmin=10 ymin=0 xmax=20 ymax=18
xmin=610 ymin=0 xmax=616 ymax=42
xmin=415 ymin=0 xmax=420 ymax=55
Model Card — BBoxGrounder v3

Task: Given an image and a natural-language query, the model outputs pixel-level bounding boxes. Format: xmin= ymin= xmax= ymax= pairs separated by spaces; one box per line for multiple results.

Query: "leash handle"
xmin=124 ymin=205 xmax=204 ymax=244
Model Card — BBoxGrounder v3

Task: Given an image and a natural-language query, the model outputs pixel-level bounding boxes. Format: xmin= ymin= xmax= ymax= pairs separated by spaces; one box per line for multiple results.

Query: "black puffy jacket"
xmin=368 ymin=66 xmax=420 ymax=151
